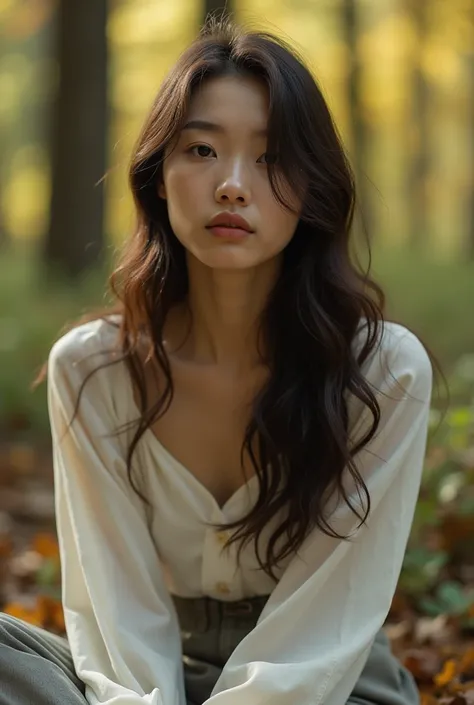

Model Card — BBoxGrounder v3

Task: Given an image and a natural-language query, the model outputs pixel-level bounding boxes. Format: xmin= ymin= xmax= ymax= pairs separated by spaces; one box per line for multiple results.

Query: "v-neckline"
xmin=124 ymin=372 xmax=258 ymax=513
xmin=145 ymin=428 xmax=258 ymax=512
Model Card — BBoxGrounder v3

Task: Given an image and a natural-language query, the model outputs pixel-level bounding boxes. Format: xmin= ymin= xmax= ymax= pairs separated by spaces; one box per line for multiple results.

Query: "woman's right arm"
xmin=48 ymin=325 xmax=184 ymax=705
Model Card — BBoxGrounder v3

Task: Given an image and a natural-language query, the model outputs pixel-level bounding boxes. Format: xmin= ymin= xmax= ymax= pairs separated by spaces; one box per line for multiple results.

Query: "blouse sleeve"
xmin=47 ymin=327 xmax=185 ymax=705
xmin=205 ymin=326 xmax=433 ymax=705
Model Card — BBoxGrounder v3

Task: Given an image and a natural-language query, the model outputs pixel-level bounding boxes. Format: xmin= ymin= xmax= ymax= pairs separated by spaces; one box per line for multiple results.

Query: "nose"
xmin=214 ymin=161 xmax=251 ymax=206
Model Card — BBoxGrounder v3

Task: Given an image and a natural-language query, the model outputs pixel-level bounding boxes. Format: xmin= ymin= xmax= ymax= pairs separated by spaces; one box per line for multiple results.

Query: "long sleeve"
xmin=205 ymin=326 xmax=433 ymax=705
xmin=47 ymin=328 xmax=185 ymax=705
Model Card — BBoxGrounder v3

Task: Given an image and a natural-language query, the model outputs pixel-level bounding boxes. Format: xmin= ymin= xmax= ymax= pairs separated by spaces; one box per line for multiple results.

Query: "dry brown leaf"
xmin=404 ymin=649 xmax=443 ymax=683
xmin=420 ymin=694 xmax=439 ymax=705
xmin=415 ymin=615 xmax=457 ymax=646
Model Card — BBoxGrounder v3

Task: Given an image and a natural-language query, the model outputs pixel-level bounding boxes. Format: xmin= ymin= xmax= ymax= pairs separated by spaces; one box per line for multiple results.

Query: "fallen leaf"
xmin=32 ymin=533 xmax=60 ymax=560
xmin=3 ymin=601 xmax=44 ymax=627
xmin=404 ymin=648 xmax=443 ymax=683
xmin=434 ymin=659 xmax=459 ymax=687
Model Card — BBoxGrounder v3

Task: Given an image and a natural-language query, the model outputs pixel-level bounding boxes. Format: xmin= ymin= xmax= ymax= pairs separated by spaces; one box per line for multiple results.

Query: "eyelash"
xmin=187 ymin=144 xmax=276 ymax=164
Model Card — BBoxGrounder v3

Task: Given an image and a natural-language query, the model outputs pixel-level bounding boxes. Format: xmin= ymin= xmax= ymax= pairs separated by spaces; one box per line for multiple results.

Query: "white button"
xmin=215 ymin=581 xmax=231 ymax=595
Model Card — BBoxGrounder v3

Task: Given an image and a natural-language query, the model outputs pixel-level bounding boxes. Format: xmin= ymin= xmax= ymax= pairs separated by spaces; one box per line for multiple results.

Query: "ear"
xmin=158 ymin=182 xmax=166 ymax=200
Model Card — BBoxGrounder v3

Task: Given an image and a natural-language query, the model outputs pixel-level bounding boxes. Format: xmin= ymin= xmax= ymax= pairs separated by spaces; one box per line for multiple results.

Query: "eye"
xmin=188 ymin=144 xmax=216 ymax=159
xmin=257 ymin=153 xmax=279 ymax=165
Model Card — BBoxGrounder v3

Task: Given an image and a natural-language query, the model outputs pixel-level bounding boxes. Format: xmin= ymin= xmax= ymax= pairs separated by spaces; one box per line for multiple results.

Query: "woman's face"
xmin=158 ymin=75 xmax=301 ymax=270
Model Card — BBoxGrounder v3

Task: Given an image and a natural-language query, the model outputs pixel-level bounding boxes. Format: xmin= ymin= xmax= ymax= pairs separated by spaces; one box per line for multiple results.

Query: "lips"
xmin=206 ymin=212 xmax=253 ymax=233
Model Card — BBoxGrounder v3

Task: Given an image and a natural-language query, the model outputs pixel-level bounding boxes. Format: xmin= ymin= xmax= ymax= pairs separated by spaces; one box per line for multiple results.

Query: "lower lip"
xmin=207 ymin=226 xmax=251 ymax=240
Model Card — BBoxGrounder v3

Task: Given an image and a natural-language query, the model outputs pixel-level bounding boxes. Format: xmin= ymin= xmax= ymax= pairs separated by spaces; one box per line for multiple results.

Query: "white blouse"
xmin=47 ymin=316 xmax=432 ymax=705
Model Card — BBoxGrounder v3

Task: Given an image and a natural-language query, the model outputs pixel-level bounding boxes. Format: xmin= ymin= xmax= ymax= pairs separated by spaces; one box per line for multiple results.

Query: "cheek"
xmin=260 ymin=187 xmax=300 ymax=243
xmin=164 ymin=167 xmax=201 ymax=221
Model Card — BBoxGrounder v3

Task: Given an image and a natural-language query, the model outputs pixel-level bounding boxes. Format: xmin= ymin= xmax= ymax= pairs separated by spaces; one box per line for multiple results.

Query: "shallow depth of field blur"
xmin=1 ymin=1 xmax=474 ymax=703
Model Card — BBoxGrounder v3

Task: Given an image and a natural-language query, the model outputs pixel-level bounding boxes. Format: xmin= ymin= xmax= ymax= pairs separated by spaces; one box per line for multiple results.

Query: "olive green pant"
xmin=0 ymin=596 xmax=420 ymax=704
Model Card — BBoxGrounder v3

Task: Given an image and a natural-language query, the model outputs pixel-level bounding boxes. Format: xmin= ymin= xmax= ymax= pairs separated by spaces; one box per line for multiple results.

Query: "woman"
xmin=0 ymin=18 xmax=435 ymax=705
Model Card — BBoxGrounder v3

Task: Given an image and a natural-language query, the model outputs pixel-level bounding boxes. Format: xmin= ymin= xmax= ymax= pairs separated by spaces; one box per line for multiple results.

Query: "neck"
xmin=165 ymin=253 xmax=282 ymax=371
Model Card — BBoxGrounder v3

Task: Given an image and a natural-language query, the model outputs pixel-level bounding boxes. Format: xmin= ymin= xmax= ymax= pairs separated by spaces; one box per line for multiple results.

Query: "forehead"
xmin=185 ymin=75 xmax=269 ymax=133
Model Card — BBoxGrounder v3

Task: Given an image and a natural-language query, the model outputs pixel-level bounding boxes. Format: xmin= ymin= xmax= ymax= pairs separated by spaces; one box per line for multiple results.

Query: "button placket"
xmin=201 ymin=522 xmax=240 ymax=599
xmin=216 ymin=529 xmax=232 ymax=548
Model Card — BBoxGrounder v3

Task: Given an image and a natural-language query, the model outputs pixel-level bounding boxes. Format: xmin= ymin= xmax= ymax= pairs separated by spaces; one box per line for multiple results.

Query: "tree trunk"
xmin=43 ymin=0 xmax=108 ymax=277
xmin=468 ymin=5 xmax=474 ymax=258
xmin=406 ymin=0 xmax=430 ymax=249
xmin=341 ymin=0 xmax=373 ymax=240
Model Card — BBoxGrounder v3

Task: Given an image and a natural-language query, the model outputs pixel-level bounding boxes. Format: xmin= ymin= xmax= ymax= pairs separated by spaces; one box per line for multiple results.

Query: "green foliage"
xmin=372 ymin=244 xmax=474 ymax=369
xmin=36 ymin=557 xmax=61 ymax=590
xmin=399 ymin=548 xmax=449 ymax=596
xmin=399 ymin=355 xmax=474 ymax=612
xmin=0 ymin=245 xmax=108 ymax=437
xmin=418 ymin=581 xmax=474 ymax=619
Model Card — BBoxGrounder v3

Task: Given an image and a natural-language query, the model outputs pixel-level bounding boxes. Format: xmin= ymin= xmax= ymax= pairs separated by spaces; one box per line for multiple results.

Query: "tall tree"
xmin=406 ymin=0 xmax=430 ymax=248
xmin=341 ymin=0 xmax=373 ymax=240
xmin=43 ymin=0 xmax=108 ymax=277
xmin=469 ymin=2 xmax=474 ymax=258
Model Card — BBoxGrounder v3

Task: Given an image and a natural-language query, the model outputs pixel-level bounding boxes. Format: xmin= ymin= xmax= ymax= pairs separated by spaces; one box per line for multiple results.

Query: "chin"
xmin=200 ymin=252 xmax=259 ymax=270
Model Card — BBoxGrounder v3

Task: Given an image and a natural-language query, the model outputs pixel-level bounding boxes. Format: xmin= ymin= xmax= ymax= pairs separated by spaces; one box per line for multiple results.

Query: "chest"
xmin=135 ymin=358 xmax=267 ymax=509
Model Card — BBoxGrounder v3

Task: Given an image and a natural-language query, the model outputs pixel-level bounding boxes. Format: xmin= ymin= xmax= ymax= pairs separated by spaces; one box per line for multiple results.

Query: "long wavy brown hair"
xmin=35 ymin=18 xmax=443 ymax=581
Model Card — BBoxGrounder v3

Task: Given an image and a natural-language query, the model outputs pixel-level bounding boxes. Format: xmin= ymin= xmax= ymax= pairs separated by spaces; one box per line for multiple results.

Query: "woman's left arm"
xmin=204 ymin=326 xmax=433 ymax=705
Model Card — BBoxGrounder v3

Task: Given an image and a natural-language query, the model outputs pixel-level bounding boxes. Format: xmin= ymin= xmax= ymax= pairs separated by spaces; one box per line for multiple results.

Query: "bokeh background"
xmin=1 ymin=1 xmax=474 ymax=701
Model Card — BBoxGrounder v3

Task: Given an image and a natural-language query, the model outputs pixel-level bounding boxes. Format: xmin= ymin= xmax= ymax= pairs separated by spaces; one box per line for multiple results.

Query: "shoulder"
xmin=47 ymin=317 xmax=138 ymax=470
xmin=47 ymin=316 xmax=125 ymax=408
xmin=48 ymin=315 xmax=122 ymax=374
xmin=354 ymin=319 xmax=433 ymax=400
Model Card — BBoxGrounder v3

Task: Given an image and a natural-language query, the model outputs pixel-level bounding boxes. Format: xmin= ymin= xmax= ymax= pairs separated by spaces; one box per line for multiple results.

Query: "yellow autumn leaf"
xmin=3 ymin=602 xmax=44 ymax=628
xmin=434 ymin=659 xmax=458 ymax=687
xmin=32 ymin=532 xmax=60 ymax=560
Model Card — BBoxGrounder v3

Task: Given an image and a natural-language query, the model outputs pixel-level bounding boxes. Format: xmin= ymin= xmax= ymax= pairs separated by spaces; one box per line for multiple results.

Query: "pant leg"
xmin=0 ymin=612 xmax=87 ymax=705
xmin=347 ymin=629 xmax=420 ymax=705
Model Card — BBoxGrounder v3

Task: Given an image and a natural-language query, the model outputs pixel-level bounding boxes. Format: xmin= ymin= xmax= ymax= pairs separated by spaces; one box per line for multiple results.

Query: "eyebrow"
xmin=182 ymin=119 xmax=267 ymax=137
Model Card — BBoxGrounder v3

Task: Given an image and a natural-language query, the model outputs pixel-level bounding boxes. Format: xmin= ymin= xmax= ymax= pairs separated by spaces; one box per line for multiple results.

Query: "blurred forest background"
xmin=1 ymin=1 xmax=474 ymax=703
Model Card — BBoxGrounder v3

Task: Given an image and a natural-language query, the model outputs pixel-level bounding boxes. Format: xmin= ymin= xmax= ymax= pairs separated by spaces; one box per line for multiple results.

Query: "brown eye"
xmin=189 ymin=145 xmax=215 ymax=158
xmin=257 ymin=153 xmax=279 ymax=165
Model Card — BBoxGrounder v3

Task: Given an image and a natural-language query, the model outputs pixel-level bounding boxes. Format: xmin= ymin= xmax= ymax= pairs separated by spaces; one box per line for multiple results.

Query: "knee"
xmin=0 ymin=612 xmax=25 ymax=643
